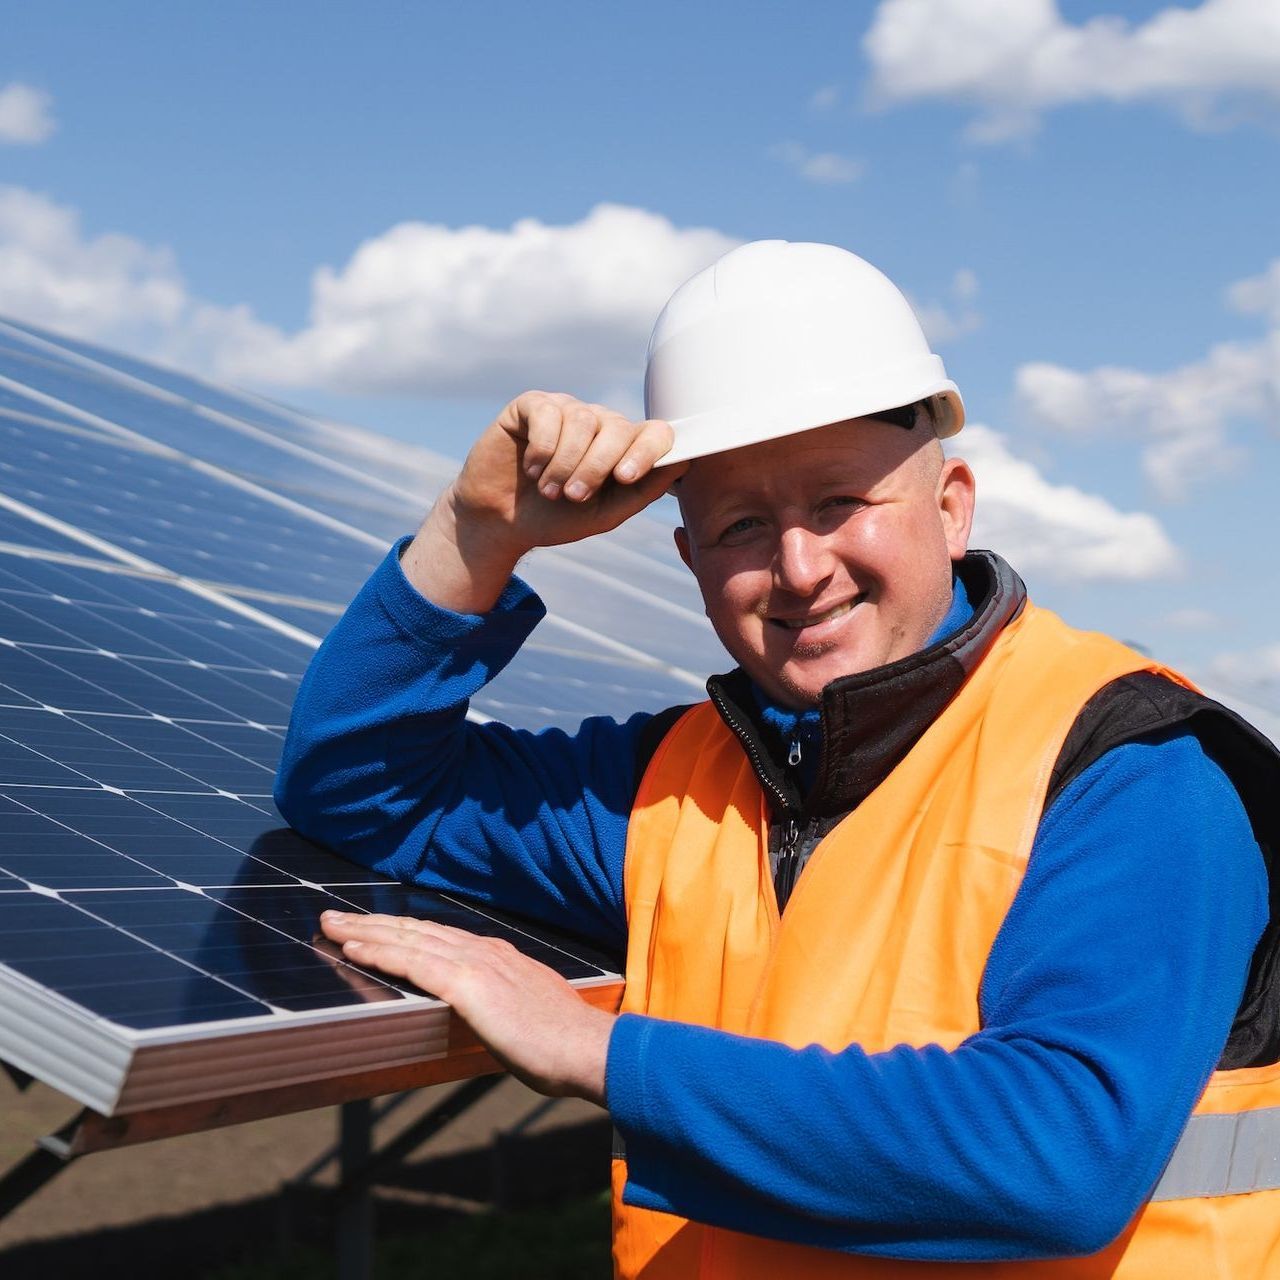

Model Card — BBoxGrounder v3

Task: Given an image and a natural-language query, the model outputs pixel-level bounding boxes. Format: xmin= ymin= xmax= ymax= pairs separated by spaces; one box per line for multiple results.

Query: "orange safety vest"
xmin=611 ymin=602 xmax=1280 ymax=1279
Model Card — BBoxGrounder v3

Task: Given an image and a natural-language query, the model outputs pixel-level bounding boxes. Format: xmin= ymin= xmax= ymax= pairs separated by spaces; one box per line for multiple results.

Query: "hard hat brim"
xmin=655 ymin=381 xmax=964 ymax=467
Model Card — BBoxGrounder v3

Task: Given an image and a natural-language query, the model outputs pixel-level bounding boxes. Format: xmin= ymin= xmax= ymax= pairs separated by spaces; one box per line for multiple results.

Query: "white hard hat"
xmin=645 ymin=240 xmax=964 ymax=465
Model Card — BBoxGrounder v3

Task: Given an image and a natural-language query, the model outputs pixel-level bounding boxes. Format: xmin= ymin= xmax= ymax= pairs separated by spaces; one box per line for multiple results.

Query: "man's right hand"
xmin=402 ymin=392 xmax=686 ymax=614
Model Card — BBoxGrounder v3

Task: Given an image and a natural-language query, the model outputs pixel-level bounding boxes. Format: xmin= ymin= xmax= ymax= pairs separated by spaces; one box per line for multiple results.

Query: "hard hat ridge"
xmin=645 ymin=240 xmax=965 ymax=465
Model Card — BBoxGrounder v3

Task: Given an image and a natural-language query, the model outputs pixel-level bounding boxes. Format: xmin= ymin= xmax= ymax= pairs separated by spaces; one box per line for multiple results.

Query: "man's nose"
xmin=773 ymin=524 xmax=834 ymax=597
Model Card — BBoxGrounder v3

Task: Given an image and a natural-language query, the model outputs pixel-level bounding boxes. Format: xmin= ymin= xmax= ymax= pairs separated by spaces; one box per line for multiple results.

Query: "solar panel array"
xmin=0 ymin=315 xmax=725 ymax=1113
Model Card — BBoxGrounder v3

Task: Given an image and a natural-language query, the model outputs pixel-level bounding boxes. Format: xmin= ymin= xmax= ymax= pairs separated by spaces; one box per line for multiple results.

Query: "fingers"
xmin=517 ymin=392 xmax=572 ymax=485
xmin=537 ymin=401 xmax=607 ymax=500
xmin=319 ymin=910 xmax=515 ymax=973
xmin=612 ymin=420 xmax=676 ymax=485
xmin=321 ymin=910 xmax=468 ymax=948
xmin=507 ymin=393 xmax=674 ymax=504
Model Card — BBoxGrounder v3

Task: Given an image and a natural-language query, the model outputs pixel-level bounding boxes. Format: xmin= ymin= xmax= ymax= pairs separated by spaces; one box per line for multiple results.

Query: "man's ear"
xmin=937 ymin=457 xmax=976 ymax=560
xmin=674 ymin=526 xmax=693 ymax=572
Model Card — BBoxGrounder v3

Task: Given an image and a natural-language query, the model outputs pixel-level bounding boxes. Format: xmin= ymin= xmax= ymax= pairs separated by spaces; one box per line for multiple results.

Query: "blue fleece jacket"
xmin=275 ymin=539 xmax=1267 ymax=1262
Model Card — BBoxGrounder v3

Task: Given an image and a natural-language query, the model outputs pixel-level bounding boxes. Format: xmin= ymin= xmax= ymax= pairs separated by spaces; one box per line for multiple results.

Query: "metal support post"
xmin=337 ymin=1098 xmax=375 ymax=1280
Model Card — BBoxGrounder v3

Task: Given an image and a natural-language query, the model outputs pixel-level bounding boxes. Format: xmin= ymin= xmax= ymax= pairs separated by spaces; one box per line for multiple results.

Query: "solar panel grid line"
xmin=0 ymin=402 xmax=125 ymax=443
xmin=3 ymin=878 xmax=360 ymax=1015
xmin=0 ymin=329 xmax=433 ymax=534
xmin=0 ymin=489 xmax=326 ymax=650
xmin=0 ymin=711 xmax=261 ymax=798
xmin=0 ymin=539 xmax=137 ymax=576
xmin=0 ymin=541 xmax=496 ymax=726
xmin=0 ymin=487 xmax=180 ymax=577
xmin=0 ymin=709 xmax=276 ymax=807
xmin=0 ymin=597 xmax=301 ymax=672
xmin=1 ymin=635 xmax=295 ymax=726
xmin=0 ymin=316 xmax=461 ymax=508
xmin=0 ymin=542 xmax=341 ymax=629
xmin=529 ymin=611 xmax=707 ymax=691
xmin=0 ymin=368 xmax=180 ymax=459
xmin=2 ymin=317 xmax=426 ymax=495
xmin=528 ymin=546 xmax=707 ymax=627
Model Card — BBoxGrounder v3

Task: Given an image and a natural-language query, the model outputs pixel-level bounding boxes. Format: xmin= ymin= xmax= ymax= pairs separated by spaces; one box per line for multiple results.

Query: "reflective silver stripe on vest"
xmin=1151 ymin=1107 xmax=1280 ymax=1201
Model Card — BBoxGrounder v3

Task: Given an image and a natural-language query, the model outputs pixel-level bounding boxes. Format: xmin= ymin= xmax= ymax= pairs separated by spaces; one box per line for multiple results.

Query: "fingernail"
xmin=345 ymin=940 xmax=364 ymax=953
xmin=616 ymin=460 xmax=637 ymax=482
xmin=322 ymin=910 xmax=345 ymax=920
xmin=526 ymin=462 xmax=543 ymax=480
xmin=564 ymin=480 xmax=588 ymax=501
xmin=542 ymin=481 xmax=560 ymax=499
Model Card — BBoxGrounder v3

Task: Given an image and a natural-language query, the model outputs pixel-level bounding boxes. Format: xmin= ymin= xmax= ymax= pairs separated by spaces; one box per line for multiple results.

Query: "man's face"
xmin=674 ymin=417 xmax=975 ymax=708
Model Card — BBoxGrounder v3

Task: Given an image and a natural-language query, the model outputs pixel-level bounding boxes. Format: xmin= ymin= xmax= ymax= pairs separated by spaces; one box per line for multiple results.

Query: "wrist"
xmin=560 ymin=1007 xmax=614 ymax=1107
xmin=402 ymin=488 xmax=523 ymax=614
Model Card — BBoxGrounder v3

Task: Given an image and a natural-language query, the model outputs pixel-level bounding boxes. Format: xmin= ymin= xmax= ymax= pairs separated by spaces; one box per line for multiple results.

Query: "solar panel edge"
xmin=0 ymin=963 xmax=133 ymax=1113
xmin=1 ymin=947 xmax=622 ymax=1117
xmin=119 ymin=972 xmax=622 ymax=1114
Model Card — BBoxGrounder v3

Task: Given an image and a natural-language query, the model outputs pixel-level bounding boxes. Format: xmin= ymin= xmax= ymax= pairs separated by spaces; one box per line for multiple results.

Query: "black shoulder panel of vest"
xmin=1049 ymin=671 xmax=1280 ymax=1071
xmin=633 ymin=703 xmax=697 ymax=796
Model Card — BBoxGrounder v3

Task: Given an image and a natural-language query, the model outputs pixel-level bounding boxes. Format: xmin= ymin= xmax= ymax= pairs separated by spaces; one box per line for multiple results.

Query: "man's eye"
xmin=720 ymin=516 xmax=760 ymax=540
xmin=822 ymin=496 xmax=865 ymax=516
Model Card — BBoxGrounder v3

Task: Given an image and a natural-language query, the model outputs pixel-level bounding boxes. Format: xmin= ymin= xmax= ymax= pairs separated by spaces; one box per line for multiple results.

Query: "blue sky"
xmin=2 ymin=0 xmax=1277 ymax=716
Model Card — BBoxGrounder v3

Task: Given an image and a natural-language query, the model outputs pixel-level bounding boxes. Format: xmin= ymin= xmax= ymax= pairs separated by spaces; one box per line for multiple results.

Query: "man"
xmin=277 ymin=242 xmax=1279 ymax=1276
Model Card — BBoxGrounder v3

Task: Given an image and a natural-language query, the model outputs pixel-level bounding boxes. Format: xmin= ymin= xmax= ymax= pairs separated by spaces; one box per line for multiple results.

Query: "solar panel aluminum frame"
xmin=0 ymin=956 xmax=622 ymax=1119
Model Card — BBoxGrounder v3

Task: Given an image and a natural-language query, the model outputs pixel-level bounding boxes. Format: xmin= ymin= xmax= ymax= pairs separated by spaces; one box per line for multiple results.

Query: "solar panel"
xmin=0 ymin=317 xmax=728 ymax=1121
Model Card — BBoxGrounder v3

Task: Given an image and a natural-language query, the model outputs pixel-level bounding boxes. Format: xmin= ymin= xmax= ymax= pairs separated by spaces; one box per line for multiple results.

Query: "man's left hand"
xmin=319 ymin=910 xmax=613 ymax=1105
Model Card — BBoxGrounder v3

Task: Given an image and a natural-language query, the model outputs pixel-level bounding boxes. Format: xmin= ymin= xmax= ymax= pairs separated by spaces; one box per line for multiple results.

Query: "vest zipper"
xmin=776 ymin=817 xmax=801 ymax=905
xmin=707 ymin=683 xmax=794 ymax=817
xmin=707 ymin=684 xmax=803 ymax=913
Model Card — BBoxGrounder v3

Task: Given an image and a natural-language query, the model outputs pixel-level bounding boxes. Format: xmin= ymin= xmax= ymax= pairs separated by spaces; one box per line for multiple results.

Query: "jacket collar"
xmin=706 ymin=551 xmax=1028 ymax=821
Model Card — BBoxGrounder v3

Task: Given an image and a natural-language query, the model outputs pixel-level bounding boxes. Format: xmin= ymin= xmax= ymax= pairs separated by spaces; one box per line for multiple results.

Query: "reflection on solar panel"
xmin=0 ymin=314 xmax=728 ymax=1118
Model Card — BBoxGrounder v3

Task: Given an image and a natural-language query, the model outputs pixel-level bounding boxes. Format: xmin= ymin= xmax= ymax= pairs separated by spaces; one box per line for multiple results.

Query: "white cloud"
xmin=912 ymin=268 xmax=982 ymax=345
xmin=1162 ymin=606 xmax=1222 ymax=631
xmin=0 ymin=83 xmax=55 ymax=145
xmin=1228 ymin=259 xmax=1280 ymax=325
xmin=0 ymin=185 xmax=186 ymax=336
xmin=1209 ymin=643 xmax=1280 ymax=701
xmin=0 ymin=185 xmax=277 ymax=371
xmin=769 ymin=142 xmax=864 ymax=185
xmin=230 ymin=203 xmax=740 ymax=398
xmin=0 ymin=193 xmax=737 ymax=402
xmin=863 ymin=0 xmax=1280 ymax=142
xmin=1015 ymin=259 xmax=1280 ymax=500
xmin=953 ymin=423 xmax=1180 ymax=581
xmin=810 ymin=85 xmax=842 ymax=112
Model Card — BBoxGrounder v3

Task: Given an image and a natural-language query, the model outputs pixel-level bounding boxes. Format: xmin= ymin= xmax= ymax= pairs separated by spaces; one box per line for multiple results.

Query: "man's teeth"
xmin=777 ymin=600 xmax=856 ymax=630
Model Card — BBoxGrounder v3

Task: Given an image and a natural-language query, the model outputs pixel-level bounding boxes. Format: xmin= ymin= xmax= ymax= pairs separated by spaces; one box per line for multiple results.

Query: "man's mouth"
xmin=770 ymin=595 xmax=865 ymax=631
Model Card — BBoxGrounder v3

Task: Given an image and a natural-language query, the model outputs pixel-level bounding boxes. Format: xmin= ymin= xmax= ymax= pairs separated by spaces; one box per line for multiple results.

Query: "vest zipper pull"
xmin=788 ymin=736 xmax=802 ymax=767
xmin=777 ymin=817 xmax=801 ymax=908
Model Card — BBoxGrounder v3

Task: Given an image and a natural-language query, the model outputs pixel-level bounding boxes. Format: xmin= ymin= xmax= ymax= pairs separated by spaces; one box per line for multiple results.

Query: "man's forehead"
xmin=677 ymin=417 xmax=922 ymax=508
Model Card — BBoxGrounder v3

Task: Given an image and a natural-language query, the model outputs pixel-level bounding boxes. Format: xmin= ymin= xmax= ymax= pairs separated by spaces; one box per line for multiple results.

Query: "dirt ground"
xmin=0 ymin=1067 xmax=610 ymax=1278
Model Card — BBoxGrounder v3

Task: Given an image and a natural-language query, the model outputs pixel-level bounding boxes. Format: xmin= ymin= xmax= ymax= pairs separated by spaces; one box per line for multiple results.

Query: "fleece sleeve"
xmin=606 ymin=729 xmax=1269 ymax=1261
xmin=274 ymin=538 xmax=645 ymax=954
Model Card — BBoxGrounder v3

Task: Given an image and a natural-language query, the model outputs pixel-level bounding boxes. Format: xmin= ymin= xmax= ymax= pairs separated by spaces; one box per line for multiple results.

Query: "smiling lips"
xmin=770 ymin=594 xmax=866 ymax=631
